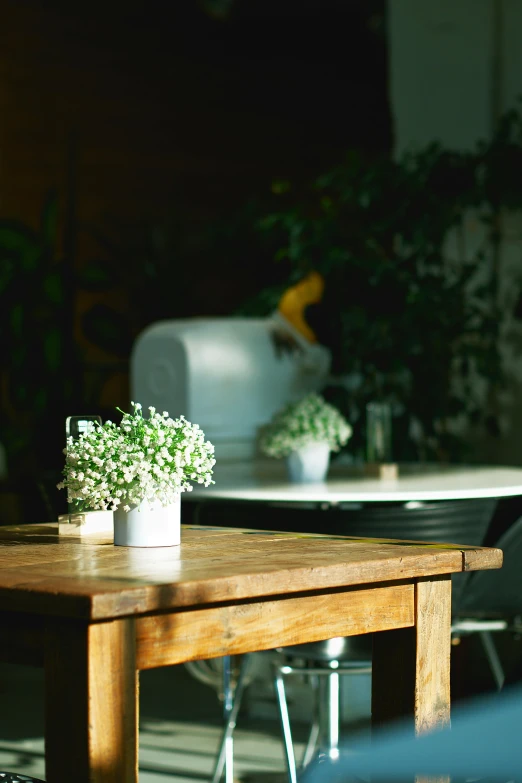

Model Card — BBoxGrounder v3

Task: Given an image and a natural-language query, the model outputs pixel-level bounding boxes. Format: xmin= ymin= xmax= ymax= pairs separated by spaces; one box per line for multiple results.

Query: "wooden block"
xmin=364 ymin=462 xmax=399 ymax=480
xmin=58 ymin=511 xmax=114 ymax=537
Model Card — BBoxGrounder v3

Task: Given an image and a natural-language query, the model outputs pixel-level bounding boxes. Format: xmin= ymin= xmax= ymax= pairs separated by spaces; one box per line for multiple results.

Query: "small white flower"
xmin=260 ymin=393 xmax=352 ymax=459
xmin=57 ymin=403 xmax=215 ymax=511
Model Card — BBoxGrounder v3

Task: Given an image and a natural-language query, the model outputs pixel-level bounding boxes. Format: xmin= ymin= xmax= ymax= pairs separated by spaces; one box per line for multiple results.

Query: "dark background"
xmin=0 ymin=0 xmax=390 ymax=520
xmin=1 ymin=0 xmax=522 ymax=699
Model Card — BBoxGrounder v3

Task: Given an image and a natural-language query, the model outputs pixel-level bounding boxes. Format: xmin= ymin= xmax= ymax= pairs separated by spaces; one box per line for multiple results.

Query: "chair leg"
xmin=301 ymin=673 xmax=320 ymax=769
xmin=273 ymin=664 xmax=298 ymax=783
xmin=211 ymin=654 xmax=251 ymax=783
xmin=318 ymin=663 xmax=340 ymax=760
xmin=480 ymin=631 xmax=505 ymax=691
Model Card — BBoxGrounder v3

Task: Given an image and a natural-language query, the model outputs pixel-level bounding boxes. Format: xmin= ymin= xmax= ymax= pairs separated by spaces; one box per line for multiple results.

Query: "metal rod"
xmin=301 ymin=674 xmax=320 ymax=769
xmin=211 ymin=655 xmax=251 ymax=783
xmin=273 ymin=666 xmax=298 ymax=783
xmin=480 ymin=630 xmax=505 ymax=691
xmin=280 ymin=665 xmax=372 ymax=676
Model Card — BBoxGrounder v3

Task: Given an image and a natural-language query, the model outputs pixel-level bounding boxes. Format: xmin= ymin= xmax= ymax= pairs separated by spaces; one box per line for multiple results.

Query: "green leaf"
xmin=274 ymin=247 xmax=289 ymax=262
xmin=81 ymin=304 xmax=132 ymax=357
xmin=271 ymin=180 xmax=291 ymax=194
xmin=44 ymin=327 xmax=62 ymax=371
xmin=76 ymin=259 xmax=118 ymax=291
xmin=43 ymin=271 xmax=63 ymax=304
xmin=10 ymin=304 xmax=23 ymax=337
xmin=0 ymin=222 xmax=40 ymax=270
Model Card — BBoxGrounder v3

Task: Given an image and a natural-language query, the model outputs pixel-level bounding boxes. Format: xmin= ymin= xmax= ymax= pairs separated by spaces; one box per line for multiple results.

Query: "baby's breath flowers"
xmin=57 ymin=402 xmax=215 ymax=512
xmin=260 ymin=393 xmax=352 ymax=459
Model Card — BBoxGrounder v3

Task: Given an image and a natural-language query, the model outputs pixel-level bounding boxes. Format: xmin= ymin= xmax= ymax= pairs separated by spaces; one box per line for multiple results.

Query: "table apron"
xmin=0 ymin=582 xmax=414 ymax=671
xmin=135 ymin=582 xmax=414 ymax=670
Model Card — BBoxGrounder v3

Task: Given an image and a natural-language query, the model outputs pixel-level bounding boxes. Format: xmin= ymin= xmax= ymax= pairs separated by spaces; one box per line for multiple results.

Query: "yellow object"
xmin=277 ymin=271 xmax=325 ymax=343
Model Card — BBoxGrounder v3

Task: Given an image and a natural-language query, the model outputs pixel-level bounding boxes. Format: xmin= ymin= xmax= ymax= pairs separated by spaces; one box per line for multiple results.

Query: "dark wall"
xmin=0 ymin=0 xmax=390 ymax=514
xmin=0 ymin=0 xmax=389 ymax=218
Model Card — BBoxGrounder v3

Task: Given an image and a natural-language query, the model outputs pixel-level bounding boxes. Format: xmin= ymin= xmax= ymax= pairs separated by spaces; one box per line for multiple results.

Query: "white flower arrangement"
xmin=259 ymin=392 xmax=352 ymax=459
xmin=57 ymin=402 xmax=215 ymax=512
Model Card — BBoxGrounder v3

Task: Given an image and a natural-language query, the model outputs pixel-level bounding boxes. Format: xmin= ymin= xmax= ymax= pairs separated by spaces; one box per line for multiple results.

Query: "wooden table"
xmin=0 ymin=523 xmax=502 ymax=783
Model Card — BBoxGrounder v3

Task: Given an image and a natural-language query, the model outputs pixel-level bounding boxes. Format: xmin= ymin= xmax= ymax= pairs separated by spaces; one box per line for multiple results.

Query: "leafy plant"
xmin=57 ymin=402 xmax=215 ymax=512
xmin=0 ymin=193 xmax=132 ymax=481
xmin=0 ymin=192 xmax=81 ymax=477
xmin=239 ymin=108 xmax=522 ymax=461
xmin=259 ymin=393 xmax=352 ymax=458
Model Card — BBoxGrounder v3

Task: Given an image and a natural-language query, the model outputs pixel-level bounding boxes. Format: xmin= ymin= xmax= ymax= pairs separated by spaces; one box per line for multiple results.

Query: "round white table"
xmin=187 ymin=461 xmax=522 ymax=775
xmin=189 ymin=461 xmax=522 ymax=505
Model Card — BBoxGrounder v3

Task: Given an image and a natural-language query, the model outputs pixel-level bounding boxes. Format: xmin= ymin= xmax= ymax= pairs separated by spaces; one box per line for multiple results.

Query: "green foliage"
xmin=0 ymin=192 xmax=75 ymax=475
xmin=243 ymin=110 xmax=522 ymax=461
xmin=0 ymin=193 xmax=130 ymax=476
xmin=81 ymin=303 xmax=133 ymax=358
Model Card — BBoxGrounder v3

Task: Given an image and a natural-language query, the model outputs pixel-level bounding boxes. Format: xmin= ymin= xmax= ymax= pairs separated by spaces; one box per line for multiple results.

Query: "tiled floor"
xmin=1 ymin=644 xmax=518 ymax=783
xmin=0 ymin=659 xmax=360 ymax=782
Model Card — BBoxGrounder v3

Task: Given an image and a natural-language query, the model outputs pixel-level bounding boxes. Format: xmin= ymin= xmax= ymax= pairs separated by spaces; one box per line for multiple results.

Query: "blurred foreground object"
xmin=277 ymin=271 xmax=324 ymax=343
xmin=131 ymin=314 xmax=330 ymax=463
xmin=302 ymin=684 xmax=522 ymax=783
xmin=364 ymin=401 xmax=398 ymax=479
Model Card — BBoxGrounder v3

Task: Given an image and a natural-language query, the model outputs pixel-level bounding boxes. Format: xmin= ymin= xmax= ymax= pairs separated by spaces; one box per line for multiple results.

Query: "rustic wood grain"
xmin=0 ymin=525 xmax=501 ymax=620
xmin=372 ymin=575 xmax=452 ymax=735
xmin=0 ymin=524 xmax=501 ymax=783
xmin=136 ymin=582 xmax=414 ymax=669
xmin=462 ymin=546 xmax=504 ymax=571
xmin=44 ymin=617 xmax=137 ymax=783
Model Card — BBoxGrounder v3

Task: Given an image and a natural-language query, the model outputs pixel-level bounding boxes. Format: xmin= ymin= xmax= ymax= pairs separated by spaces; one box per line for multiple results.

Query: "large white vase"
xmin=113 ymin=496 xmax=181 ymax=547
xmin=286 ymin=442 xmax=331 ymax=483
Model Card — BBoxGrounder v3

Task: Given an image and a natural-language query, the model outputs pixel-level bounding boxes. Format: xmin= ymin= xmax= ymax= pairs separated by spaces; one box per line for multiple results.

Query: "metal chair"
xmin=208 ymin=654 xmax=254 ymax=783
xmin=206 ymin=497 xmax=498 ymax=783
xmin=271 ymin=496 xmax=497 ymax=783
xmin=451 ymin=513 xmax=522 ymax=690
xmin=300 ymin=683 xmax=522 ymax=783
xmin=273 ymin=637 xmax=372 ymax=783
xmin=0 ymin=775 xmax=45 ymax=782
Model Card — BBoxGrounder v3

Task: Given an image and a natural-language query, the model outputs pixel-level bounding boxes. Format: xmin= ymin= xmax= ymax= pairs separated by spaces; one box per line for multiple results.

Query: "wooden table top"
xmin=0 ymin=524 xmax=502 ymax=621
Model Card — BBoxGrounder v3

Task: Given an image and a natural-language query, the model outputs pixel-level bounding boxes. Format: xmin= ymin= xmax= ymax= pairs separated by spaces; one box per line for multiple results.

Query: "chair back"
xmin=329 ymin=498 xmax=497 ymax=612
xmin=458 ymin=514 xmax=522 ymax=616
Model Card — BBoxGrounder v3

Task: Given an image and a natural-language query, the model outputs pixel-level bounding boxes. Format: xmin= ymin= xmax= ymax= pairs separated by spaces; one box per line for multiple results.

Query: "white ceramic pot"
xmin=113 ymin=496 xmax=181 ymax=547
xmin=286 ymin=442 xmax=331 ymax=483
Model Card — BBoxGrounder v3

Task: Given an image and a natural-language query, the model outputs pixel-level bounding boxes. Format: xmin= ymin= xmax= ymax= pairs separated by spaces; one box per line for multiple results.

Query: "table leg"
xmin=44 ymin=617 xmax=138 ymax=783
xmin=372 ymin=575 xmax=452 ymax=735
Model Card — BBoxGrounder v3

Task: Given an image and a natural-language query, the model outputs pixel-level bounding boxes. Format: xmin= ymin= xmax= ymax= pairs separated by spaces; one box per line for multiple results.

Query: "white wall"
xmin=501 ymin=0 xmax=522 ymax=110
xmin=389 ymin=0 xmax=494 ymax=154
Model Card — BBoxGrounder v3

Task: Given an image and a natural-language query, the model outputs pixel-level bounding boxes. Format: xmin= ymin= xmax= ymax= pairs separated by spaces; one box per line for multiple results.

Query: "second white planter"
xmin=113 ymin=496 xmax=181 ymax=547
xmin=286 ymin=442 xmax=331 ymax=483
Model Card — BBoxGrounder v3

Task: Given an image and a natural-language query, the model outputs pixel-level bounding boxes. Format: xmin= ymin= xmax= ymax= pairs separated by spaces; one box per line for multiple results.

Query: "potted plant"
xmin=259 ymin=392 xmax=352 ymax=483
xmin=236 ymin=106 xmax=522 ymax=462
xmin=57 ymin=402 xmax=215 ymax=546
